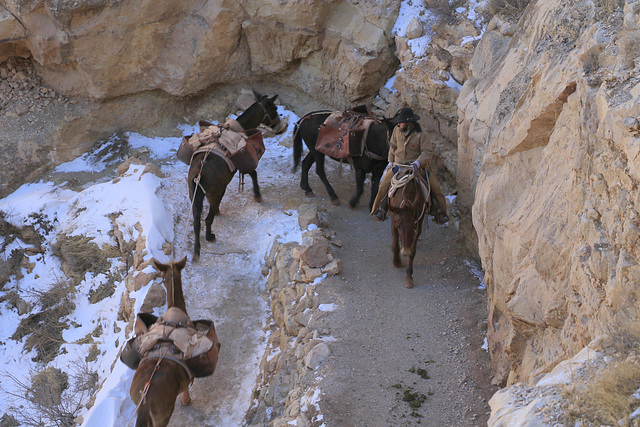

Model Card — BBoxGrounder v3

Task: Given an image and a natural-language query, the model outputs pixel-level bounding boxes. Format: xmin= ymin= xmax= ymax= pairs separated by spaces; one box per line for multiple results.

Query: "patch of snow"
xmin=318 ymin=303 xmax=338 ymax=312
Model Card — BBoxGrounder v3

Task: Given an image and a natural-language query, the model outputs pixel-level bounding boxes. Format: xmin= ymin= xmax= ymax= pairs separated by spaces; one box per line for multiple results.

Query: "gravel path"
xmin=295 ymin=174 xmax=498 ymax=426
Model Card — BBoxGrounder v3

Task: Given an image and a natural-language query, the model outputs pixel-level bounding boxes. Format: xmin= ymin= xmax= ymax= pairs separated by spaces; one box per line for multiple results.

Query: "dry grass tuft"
xmin=482 ymin=0 xmax=530 ymax=21
xmin=88 ymin=275 xmax=117 ymax=304
xmin=563 ymin=308 xmax=640 ymax=425
xmin=53 ymin=234 xmax=121 ymax=277
xmin=11 ymin=282 xmax=76 ymax=363
xmin=564 ymin=357 xmax=640 ymax=425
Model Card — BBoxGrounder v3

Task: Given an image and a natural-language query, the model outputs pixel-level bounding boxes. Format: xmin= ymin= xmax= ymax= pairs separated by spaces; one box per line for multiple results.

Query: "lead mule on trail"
xmin=387 ymin=166 xmax=431 ymax=289
xmin=121 ymin=257 xmax=221 ymax=427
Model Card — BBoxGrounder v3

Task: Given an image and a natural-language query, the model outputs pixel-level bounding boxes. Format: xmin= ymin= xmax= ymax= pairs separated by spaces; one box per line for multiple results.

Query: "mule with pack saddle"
xmin=121 ymin=257 xmax=221 ymax=427
xmin=177 ymin=91 xmax=283 ymax=262
xmin=386 ymin=165 xmax=432 ymax=289
xmin=293 ymin=106 xmax=395 ymax=210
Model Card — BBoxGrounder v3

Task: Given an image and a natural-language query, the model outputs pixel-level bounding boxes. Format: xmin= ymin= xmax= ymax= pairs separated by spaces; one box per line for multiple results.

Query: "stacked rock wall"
xmin=246 ymin=204 xmax=341 ymax=426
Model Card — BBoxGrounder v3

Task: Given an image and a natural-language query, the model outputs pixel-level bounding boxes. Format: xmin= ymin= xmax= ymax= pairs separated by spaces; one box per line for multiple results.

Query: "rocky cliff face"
xmin=0 ymin=0 xmax=397 ymax=106
xmin=457 ymin=0 xmax=640 ymax=386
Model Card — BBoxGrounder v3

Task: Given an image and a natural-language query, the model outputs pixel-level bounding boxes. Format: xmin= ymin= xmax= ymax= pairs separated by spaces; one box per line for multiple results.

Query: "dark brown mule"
xmin=292 ymin=110 xmax=395 ymax=210
xmin=388 ymin=167 xmax=430 ymax=289
xmin=188 ymin=91 xmax=282 ymax=262
xmin=129 ymin=257 xmax=220 ymax=427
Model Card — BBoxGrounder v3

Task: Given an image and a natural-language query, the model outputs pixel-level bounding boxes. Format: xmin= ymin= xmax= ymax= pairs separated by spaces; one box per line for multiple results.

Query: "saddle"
xmin=120 ymin=310 xmax=220 ymax=378
xmin=177 ymin=119 xmax=265 ymax=174
xmin=389 ymin=167 xmax=432 ymax=212
xmin=315 ymin=107 xmax=380 ymax=159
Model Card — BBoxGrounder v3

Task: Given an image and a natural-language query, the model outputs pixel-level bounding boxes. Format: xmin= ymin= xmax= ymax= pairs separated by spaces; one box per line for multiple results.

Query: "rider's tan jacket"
xmin=388 ymin=126 xmax=434 ymax=168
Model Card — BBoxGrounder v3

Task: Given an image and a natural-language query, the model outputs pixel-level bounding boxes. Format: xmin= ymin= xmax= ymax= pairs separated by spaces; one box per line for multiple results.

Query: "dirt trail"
xmin=287 ymin=173 xmax=498 ymax=426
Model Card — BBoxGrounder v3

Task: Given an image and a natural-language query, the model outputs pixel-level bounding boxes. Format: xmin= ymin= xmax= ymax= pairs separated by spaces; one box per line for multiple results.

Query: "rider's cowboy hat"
xmin=392 ymin=107 xmax=421 ymax=125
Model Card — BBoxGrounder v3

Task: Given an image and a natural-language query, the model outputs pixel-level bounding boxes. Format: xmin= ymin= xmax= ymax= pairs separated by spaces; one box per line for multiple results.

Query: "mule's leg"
xmin=248 ymin=170 xmax=262 ymax=202
xmin=405 ymin=253 xmax=415 ymax=288
xmin=205 ymin=193 xmax=223 ymax=243
xmin=349 ymin=168 xmax=366 ymax=209
xmin=391 ymin=225 xmax=402 ymax=268
xmin=313 ymin=153 xmax=340 ymax=205
xmin=191 ymin=186 xmax=205 ymax=263
xmin=300 ymin=152 xmax=315 ymax=196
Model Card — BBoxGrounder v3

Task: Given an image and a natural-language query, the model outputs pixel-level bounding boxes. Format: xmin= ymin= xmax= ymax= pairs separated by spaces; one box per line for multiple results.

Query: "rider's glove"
xmin=411 ymin=160 xmax=421 ymax=171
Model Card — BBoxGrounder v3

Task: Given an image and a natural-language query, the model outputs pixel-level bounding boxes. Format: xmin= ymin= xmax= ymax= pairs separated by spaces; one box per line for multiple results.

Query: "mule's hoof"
xmin=348 ymin=199 xmax=358 ymax=209
xmin=180 ymin=391 xmax=191 ymax=406
xmin=305 ymin=191 xmax=315 ymax=198
xmin=254 ymin=195 xmax=263 ymax=203
xmin=393 ymin=258 xmax=402 ymax=268
xmin=405 ymin=278 xmax=414 ymax=289
xmin=206 ymin=234 xmax=216 ymax=242
xmin=331 ymin=198 xmax=341 ymax=206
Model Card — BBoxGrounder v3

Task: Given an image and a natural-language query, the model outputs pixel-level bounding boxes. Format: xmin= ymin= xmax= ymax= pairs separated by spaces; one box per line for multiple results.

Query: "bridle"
xmin=257 ymin=100 xmax=280 ymax=128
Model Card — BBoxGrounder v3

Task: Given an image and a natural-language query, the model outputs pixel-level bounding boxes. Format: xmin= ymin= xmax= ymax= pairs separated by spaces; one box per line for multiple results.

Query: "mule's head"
xmin=253 ymin=90 xmax=284 ymax=133
xmin=152 ymin=256 xmax=188 ymax=312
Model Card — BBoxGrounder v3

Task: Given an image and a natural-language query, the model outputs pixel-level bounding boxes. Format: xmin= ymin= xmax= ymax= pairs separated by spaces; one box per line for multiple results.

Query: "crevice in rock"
xmin=508 ymin=81 xmax=577 ymax=155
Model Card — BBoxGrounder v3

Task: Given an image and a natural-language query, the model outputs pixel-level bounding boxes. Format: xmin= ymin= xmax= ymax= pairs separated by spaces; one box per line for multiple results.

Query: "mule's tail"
xmin=135 ymin=402 xmax=153 ymax=427
xmin=292 ymin=120 xmax=303 ymax=172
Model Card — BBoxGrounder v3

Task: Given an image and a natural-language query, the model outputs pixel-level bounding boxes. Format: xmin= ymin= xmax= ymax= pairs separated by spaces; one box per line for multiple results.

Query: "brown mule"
xmin=188 ymin=91 xmax=283 ymax=262
xmin=387 ymin=168 xmax=430 ymax=289
xmin=128 ymin=257 xmax=206 ymax=426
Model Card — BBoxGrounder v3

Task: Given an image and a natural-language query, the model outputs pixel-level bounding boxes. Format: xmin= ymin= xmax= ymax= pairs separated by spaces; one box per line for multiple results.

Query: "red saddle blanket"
xmin=315 ymin=110 xmax=376 ymax=159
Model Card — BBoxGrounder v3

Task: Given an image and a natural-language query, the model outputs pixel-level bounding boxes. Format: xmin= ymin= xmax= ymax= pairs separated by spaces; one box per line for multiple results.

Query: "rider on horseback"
xmin=370 ymin=107 xmax=449 ymax=224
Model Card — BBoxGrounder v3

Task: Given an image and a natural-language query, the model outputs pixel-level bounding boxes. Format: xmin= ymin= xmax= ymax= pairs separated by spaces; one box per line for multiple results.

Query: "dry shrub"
xmin=0 ymin=414 xmax=20 ymax=427
xmin=1 ymin=361 xmax=97 ymax=427
xmin=563 ymin=308 xmax=640 ymax=425
xmin=596 ymin=0 xmax=624 ymax=13
xmin=53 ymin=234 xmax=121 ymax=277
xmin=88 ymin=276 xmax=117 ymax=304
xmin=564 ymin=358 xmax=640 ymax=425
xmin=430 ymin=0 xmax=467 ymax=25
xmin=11 ymin=282 xmax=75 ymax=363
xmin=0 ymin=212 xmax=26 ymax=290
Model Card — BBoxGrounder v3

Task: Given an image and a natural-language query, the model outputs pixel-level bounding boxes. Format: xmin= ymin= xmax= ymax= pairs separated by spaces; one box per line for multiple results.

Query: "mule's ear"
xmin=252 ymin=89 xmax=264 ymax=100
xmin=177 ymin=256 xmax=187 ymax=270
xmin=269 ymin=94 xmax=278 ymax=102
xmin=152 ymin=258 xmax=168 ymax=272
